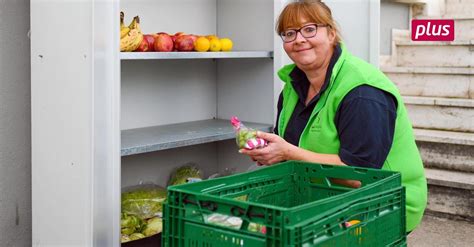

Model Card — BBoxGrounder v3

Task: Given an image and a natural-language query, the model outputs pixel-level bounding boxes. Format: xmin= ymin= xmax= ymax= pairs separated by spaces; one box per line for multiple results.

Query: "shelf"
xmin=120 ymin=51 xmax=273 ymax=60
xmin=121 ymin=119 xmax=273 ymax=156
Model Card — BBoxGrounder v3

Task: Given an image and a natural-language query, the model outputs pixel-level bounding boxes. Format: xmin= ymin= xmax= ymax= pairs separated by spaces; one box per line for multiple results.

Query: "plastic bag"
xmin=168 ymin=164 xmax=203 ymax=186
xmin=208 ymin=167 xmax=236 ymax=179
xmin=230 ymin=116 xmax=267 ymax=150
xmin=246 ymin=163 xmax=266 ymax=172
xmin=121 ymin=214 xmax=163 ymax=243
xmin=205 ymin=213 xmax=242 ymax=229
xmin=121 ymin=183 xmax=167 ymax=219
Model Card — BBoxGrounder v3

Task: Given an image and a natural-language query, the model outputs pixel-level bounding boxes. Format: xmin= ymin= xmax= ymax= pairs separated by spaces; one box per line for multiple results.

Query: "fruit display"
xmin=231 ymin=116 xmax=267 ymax=150
xmin=154 ymin=33 xmax=174 ymax=52
xmin=120 ymin=12 xmax=234 ymax=52
xmin=120 ymin=12 xmax=144 ymax=52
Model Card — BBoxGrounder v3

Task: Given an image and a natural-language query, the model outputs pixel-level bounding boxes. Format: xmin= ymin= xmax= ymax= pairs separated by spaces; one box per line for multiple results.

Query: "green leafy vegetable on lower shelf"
xmin=121 ymin=235 xmax=131 ymax=243
xmin=142 ymin=217 xmax=163 ymax=237
xmin=120 ymin=213 xmax=163 ymax=243
xmin=129 ymin=233 xmax=146 ymax=241
xmin=121 ymin=186 xmax=167 ymax=219
xmin=121 ymin=213 xmax=145 ymax=235
xmin=121 ymin=227 xmax=135 ymax=235
xmin=169 ymin=165 xmax=203 ymax=186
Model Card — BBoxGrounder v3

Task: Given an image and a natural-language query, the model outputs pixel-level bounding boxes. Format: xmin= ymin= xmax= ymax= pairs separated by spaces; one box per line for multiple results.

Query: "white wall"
xmin=0 ymin=0 xmax=32 ymax=246
xmin=422 ymin=0 xmax=445 ymax=17
xmin=380 ymin=0 xmax=410 ymax=55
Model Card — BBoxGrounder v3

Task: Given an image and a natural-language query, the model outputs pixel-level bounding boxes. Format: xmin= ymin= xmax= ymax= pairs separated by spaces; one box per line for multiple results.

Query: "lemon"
xmin=194 ymin=37 xmax=210 ymax=52
xmin=206 ymin=35 xmax=219 ymax=40
xmin=209 ymin=39 xmax=222 ymax=52
xmin=220 ymin=38 xmax=233 ymax=51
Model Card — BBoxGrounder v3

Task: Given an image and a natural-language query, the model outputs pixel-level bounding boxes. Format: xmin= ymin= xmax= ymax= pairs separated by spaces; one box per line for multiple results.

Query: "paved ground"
xmin=408 ymin=213 xmax=474 ymax=246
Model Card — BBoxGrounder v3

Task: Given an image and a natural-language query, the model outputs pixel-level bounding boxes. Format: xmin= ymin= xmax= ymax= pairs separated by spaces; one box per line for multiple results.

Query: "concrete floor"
xmin=408 ymin=213 xmax=474 ymax=247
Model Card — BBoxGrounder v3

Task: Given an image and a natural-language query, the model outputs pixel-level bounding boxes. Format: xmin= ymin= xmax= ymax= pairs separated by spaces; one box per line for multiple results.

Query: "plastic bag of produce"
xmin=121 ymin=183 xmax=167 ymax=219
xmin=121 ymin=212 xmax=147 ymax=243
xmin=168 ymin=164 xmax=203 ymax=186
xmin=142 ymin=217 xmax=163 ymax=237
xmin=120 ymin=214 xmax=162 ymax=243
xmin=121 ymin=213 xmax=146 ymax=233
xmin=230 ymin=116 xmax=267 ymax=150
xmin=205 ymin=213 xmax=242 ymax=229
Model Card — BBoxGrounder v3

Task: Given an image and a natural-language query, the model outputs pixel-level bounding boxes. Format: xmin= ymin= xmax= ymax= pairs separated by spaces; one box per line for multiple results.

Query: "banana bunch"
xmin=120 ymin=12 xmax=144 ymax=52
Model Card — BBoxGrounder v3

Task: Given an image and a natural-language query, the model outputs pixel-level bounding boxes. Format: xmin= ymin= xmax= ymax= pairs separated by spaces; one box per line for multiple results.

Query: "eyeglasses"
xmin=280 ymin=24 xmax=328 ymax=43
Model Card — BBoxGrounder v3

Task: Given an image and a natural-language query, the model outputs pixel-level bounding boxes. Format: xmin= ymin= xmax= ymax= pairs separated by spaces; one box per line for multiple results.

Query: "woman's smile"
xmin=295 ymin=47 xmax=312 ymax=52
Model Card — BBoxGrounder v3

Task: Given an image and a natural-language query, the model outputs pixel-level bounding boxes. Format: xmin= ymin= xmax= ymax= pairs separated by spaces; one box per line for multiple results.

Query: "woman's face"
xmin=283 ymin=18 xmax=335 ymax=71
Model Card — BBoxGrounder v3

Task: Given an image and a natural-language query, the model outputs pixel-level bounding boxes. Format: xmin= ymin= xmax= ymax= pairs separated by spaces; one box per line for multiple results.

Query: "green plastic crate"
xmin=163 ymin=161 xmax=406 ymax=246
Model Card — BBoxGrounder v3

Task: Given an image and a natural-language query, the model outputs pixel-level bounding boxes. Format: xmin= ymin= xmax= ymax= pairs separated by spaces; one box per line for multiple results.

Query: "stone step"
xmin=395 ymin=40 xmax=474 ymax=67
xmin=414 ymin=16 xmax=474 ymax=41
xmin=408 ymin=214 xmax=474 ymax=247
xmin=403 ymin=96 xmax=474 ymax=132
xmin=382 ymin=66 xmax=474 ymax=99
xmin=379 ymin=30 xmax=410 ymax=67
xmin=414 ymin=128 xmax=474 ymax=172
xmin=425 ymin=167 xmax=474 ymax=220
xmin=392 ymin=28 xmax=411 ymax=42
xmin=445 ymin=0 xmax=474 ymax=17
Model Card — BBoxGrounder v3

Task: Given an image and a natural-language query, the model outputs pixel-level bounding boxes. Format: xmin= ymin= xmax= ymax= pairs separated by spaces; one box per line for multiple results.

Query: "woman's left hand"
xmin=240 ymin=131 xmax=294 ymax=166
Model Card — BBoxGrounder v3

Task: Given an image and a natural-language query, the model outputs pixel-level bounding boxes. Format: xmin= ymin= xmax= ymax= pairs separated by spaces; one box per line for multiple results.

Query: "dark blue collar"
xmin=289 ymin=44 xmax=342 ymax=106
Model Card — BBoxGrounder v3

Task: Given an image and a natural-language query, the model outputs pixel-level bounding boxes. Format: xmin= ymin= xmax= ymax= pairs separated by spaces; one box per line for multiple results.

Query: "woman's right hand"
xmin=240 ymin=131 xmax=294 ymax=166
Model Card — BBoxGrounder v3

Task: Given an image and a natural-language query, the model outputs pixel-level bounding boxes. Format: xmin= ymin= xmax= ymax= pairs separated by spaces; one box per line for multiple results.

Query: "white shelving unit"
xmin=31 ymin=0 xmax=284 ymax=246
xmin=120 ymin=51 xmax=274 ymax=60
xmin=121 ymin=119 xmax=272 ymax=156
xmin=31 ymin=0 xmax=378 ymax=246
xmin=119 ymin=1 xmax=281 ymax=246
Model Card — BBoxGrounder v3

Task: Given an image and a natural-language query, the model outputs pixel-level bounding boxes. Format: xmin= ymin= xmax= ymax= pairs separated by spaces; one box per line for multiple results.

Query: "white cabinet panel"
xmin=31 ymin=1 xmax=95 ymax=246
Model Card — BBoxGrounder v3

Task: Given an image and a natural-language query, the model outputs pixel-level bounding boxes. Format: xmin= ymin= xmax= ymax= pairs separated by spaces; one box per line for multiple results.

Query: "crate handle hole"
xmin=329 ymin=177 xmax=361 ymax=189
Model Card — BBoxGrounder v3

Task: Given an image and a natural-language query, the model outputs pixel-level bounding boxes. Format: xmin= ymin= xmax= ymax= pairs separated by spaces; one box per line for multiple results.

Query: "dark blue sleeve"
xmin=335 ymin=85 xmax=397 ymax=169
xmin=274 ymin=92 xmax=283 ymax=134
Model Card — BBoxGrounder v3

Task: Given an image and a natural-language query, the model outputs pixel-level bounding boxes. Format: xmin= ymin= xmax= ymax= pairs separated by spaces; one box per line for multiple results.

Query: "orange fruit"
xmin=194 ymin=37 xmax=210 ymax=52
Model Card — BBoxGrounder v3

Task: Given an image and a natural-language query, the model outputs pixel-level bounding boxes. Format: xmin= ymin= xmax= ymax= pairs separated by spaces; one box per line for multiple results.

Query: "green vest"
xmin=277 ymin=43 xmax=427 ymax=232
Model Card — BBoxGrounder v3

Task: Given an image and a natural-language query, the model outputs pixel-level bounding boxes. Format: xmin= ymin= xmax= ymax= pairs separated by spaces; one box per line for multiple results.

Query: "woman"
xmin=240 ymin=0 xmax=427 ymax=232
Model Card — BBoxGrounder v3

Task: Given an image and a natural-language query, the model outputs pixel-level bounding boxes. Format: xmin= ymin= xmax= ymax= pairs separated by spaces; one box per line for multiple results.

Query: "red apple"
xmin=174 ymin=35 xmax=194 ymax=51
xmin=143 ymin=34 xmax=155 ymax=51
xmin=135 ymin=37 xmax=149 ymax=52
xmin=154 ymin=33 xmax=174 ymax=52
xmin=171 ymin=32 xmax=185 ymax=43
xmin=188 ymin=34 xmax=198 ymax=44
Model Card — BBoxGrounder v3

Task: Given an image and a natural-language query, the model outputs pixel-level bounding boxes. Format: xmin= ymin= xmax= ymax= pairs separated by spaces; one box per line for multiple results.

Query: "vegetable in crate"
xmin=231 ymin=116 xmax=267 ymax=150
xmin=168 ymin=164 xmax=203 ymax=186
xmin=248 ymin=223 xmax=267 ymax=234
xmin=206 ymin=213 xmax=242 ymax=229
xmin=121 ymin=184 xmax=167 ymax=219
